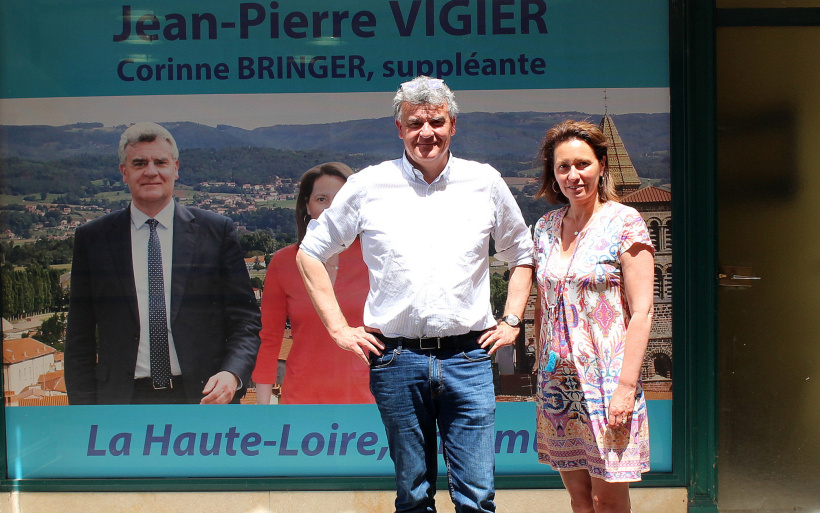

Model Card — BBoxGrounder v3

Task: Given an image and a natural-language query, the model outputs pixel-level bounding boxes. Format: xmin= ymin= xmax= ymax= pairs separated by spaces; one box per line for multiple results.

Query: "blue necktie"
xmin=146 ymin=218 xmax=172 ymax=389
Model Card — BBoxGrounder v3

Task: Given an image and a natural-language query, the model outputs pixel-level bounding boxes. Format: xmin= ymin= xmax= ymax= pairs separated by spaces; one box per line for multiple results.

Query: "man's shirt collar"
xmin=401 ymin=152 xmax=453 ymax=185
xmin=130 ymin=200 xmax=175 ymax=230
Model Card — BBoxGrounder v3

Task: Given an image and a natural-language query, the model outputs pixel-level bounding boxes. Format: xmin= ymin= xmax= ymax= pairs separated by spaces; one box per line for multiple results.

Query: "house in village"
xmin=2 ymin=337 xmax=67 ymax=406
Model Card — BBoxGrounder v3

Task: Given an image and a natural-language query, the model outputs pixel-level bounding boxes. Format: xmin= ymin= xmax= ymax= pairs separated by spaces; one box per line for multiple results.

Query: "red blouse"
xmin=251 ymin=239 xmax=374 ymax=404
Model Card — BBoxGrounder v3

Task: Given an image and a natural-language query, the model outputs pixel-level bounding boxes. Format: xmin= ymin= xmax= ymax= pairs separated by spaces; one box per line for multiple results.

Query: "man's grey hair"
xmin=392 ymin=76 xmax=459 ymax=121
xmin=118 ymin=122 xmax=179 ymax=164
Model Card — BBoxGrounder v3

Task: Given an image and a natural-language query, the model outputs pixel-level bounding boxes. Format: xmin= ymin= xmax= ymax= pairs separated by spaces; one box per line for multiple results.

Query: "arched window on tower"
xmin=648 ymin=219 xmax=661 ymax=250
xmin=663 ymin=218 xmax=672 ymax=251
xmin=664 ymin=265 xmax=673 ymax=299
xmin=654 ymin=265 xmax=664 ymax=299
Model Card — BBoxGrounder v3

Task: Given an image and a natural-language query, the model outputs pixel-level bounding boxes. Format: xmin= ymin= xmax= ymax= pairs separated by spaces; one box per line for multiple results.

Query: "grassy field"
xmin=0 ymin=193 xmax=80 ymax=205
xmin=256 ymin=199 xmax=297 ymax=209
xmin=94 ymin=190 xmax=131 ymax=200
xmin=0 ymin=194 xmax=26 ymax=206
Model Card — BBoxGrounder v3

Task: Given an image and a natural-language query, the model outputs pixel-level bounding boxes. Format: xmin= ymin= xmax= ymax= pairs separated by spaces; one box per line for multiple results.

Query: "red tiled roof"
xmin=620 ymin=186 xmax=671 ymax=204
xmin=16 ymin=388 xmax=48 ymax=399
xmin=38 ymin=371 xmax=66 ymax=393
xmin=3 ymin=338 xmax=56 ymax=364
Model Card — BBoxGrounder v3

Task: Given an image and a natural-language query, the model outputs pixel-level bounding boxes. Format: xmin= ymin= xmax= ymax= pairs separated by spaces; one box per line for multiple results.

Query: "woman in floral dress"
xmin=534 ymin=121 xmax=655 ymax=512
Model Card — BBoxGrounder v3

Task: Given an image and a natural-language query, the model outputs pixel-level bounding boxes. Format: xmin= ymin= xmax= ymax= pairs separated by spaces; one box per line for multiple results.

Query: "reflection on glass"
xmin=718 ymin=25 xmax=820 ymax=512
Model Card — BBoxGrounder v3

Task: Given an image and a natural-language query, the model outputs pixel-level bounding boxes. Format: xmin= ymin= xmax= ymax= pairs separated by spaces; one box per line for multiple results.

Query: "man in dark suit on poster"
xmin=65 ymin=122 xmax=261 ymax=405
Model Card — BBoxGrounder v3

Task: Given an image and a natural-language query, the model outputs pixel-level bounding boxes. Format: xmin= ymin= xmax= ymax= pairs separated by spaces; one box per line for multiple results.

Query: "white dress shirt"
xmin=130 ymin=201 xmax=183 ymax=378
xmin=300 ymin=154 xmax=534 ymax=338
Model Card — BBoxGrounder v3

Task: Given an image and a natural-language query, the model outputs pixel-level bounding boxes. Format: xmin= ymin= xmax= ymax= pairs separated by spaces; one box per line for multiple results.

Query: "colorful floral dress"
xmin=534 ymin=201 xmax=653 ymax=482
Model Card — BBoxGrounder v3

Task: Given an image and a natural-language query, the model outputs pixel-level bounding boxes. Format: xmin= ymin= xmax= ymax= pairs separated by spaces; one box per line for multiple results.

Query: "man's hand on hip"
xmin=332 ymin=326 xmax=385 ymax=366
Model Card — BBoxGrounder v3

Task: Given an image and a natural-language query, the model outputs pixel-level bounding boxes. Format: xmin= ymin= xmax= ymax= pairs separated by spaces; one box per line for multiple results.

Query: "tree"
xmin=0 ymin=210 xmax=39 ymax=237
xmin=43 ymin=209 xmax=63 ymax=227
xmin=36 ymin=312 xmax=66 ymax=351
xmin=1 ymin=237 xmax=74 ymax=267
xmin=239 ymin=228 xmax=280 ymax=254
xmin=1 ymin=265 xmax=63 ymax=319
xmin=490 ymin=272 xmax=508 ymax=319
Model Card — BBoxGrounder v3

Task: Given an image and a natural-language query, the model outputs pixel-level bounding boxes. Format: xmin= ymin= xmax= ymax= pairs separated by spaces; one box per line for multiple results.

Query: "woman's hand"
xmin=607 ymin=383 xmax=637 ymax=428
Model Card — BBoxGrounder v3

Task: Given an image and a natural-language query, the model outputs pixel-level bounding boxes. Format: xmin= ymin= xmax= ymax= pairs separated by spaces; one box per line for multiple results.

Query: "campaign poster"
xmin=1 ymin=0 xmax=672 ymax=480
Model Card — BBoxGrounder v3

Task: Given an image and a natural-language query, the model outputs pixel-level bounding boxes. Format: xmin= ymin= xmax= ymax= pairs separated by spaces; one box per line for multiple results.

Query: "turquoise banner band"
xmin=5 ymin=401 xmax=672 ymax=479
xmin=0 ymin=0 xmax=668 ymax=98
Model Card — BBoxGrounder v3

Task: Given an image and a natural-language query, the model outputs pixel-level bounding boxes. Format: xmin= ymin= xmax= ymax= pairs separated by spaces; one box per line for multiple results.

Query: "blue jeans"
xmin=369 ymin=340 xmax=496 ymax=513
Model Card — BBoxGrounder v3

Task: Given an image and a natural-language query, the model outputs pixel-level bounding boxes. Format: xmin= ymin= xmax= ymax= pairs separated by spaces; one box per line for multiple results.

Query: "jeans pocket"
xmin=369 ymin=348 xmax=399 ymax=368
xmin=460 ymin=347 xmax=492 ymax=362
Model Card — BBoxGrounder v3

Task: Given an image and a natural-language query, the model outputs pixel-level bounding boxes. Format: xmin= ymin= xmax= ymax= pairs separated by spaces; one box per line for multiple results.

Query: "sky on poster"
xmin=0 ymin=88 xmax=669 ymax=129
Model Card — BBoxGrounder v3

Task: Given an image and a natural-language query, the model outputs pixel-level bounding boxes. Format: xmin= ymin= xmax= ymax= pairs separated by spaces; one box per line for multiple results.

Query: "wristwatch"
xmin=501 ymin=314 xmax=521 ymax=328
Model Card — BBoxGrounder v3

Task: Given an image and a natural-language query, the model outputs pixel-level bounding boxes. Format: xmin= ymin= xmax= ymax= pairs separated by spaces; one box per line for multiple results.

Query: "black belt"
xmin=134 ymin=376 xmax=183 ymax=390
xmin=375 ymin=331 xmax=484 ymax=350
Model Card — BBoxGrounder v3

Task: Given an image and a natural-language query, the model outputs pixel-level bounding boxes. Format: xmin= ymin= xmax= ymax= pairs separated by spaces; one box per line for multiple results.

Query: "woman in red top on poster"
xmin=252 ymin=162 xmax=373 ymax=404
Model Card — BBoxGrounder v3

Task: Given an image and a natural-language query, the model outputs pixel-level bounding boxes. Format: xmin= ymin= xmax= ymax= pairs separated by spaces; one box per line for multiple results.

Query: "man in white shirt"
xmin=65 ymin=122 xmax=261 ymax=404
xmin=297 ymin=76 xmax=534 ymax=512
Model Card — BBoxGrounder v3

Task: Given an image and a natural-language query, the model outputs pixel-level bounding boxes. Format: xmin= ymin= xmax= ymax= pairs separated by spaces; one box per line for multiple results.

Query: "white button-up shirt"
xmin=300 ymin=154 xmax=534 ymax=339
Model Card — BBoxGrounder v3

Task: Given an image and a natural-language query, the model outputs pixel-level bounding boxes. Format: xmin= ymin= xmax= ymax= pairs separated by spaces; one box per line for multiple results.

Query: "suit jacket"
xmin=65 ymin=203 xmax=262 ymax=404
